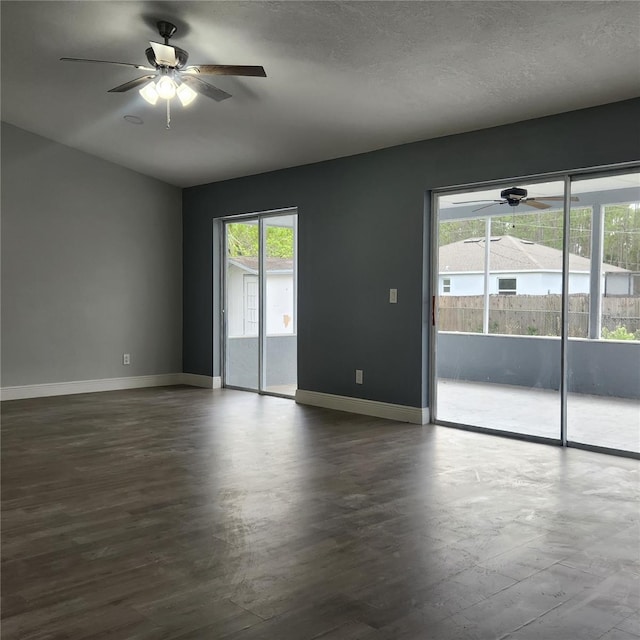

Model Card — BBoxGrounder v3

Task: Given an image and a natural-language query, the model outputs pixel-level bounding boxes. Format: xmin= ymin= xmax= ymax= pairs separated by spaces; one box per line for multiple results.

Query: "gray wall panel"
xmin=183 ymin=99 xmax=640 ymax=408
xmin=437 ymin=334 xmax=640 ymax=399
xmin=438 ymin=333 xmax=640 ymax=399
xmin=567 ymin=339 xmax=640 ymax=399
xmin=437 ymin=333 xmax=561 ymax=391
xmin=1 ymin=123 xmax=183 ymax=386
xmin=226 ymin=336 xmax=297 ymax=389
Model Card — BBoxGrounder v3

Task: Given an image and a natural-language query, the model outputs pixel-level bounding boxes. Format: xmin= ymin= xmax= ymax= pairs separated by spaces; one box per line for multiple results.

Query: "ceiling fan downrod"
xmin=157 ymin=20 xmax=177 ymax=46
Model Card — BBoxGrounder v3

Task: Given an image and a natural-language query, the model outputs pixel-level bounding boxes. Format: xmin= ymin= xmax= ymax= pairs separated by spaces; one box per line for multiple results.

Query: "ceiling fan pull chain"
xmin=166 ymin=99 xmax=171 ymax=130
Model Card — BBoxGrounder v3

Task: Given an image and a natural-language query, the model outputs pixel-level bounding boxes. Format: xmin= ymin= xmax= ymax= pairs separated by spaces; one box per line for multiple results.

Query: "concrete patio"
xmin=437 ymin=379 xmax=639 ymax=454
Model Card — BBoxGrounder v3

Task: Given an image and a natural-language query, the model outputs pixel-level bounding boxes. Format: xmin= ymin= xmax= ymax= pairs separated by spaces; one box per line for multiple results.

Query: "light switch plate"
xmin=389 ymin=288 xmax=398 ymax=303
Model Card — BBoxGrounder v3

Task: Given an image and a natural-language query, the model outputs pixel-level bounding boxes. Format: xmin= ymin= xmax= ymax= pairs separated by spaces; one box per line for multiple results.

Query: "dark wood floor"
xmin=2 ymin=387 xmax=639 ymax=640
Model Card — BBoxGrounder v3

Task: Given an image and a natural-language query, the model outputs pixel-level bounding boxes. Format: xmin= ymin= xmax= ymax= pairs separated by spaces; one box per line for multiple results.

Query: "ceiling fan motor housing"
xmin=157 ymin=21 xmax=177 ymax=42
xmin=501 ymin=186 xmax=528 ymax=206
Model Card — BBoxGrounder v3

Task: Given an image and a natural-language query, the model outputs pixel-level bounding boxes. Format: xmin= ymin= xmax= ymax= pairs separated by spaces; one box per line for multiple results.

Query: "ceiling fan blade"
xmin=184 ymin=64 xmax=267 ymax=77
xmin=107 ymin=75 xmax=156 ymax=93
xmin=523 ymin=199 xmax=551 ymax=210
xmin=180 ymin=75 xmax=232 ymax=102
xmin=472 ymin=202 xmax=505 ymax=212
xmin=533 ymin=196 xmax=580 ymax=202
xmin=150 ymin=41 xmax=177 ymax=66
xmin=61 ymin=57 xmax=155 ymax=71
xmin=453 ymin=199 xmax=502 ymax=205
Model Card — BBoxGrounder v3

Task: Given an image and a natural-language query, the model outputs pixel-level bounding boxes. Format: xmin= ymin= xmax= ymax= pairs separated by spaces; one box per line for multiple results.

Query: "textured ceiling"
xmin=2 ymin=1 xmax=639 ymax=187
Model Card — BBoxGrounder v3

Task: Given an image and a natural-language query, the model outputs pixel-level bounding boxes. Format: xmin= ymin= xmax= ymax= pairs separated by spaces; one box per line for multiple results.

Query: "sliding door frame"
xmin=221 ymin=206 xmax=298 ymax=398
xmin=429 ymin=161 xmax=640 ymax=459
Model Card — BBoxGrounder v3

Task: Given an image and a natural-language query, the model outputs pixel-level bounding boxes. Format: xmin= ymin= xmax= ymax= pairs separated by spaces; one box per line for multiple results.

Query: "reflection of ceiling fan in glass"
xmin=455 ymin=187 xmax=579 ymax=212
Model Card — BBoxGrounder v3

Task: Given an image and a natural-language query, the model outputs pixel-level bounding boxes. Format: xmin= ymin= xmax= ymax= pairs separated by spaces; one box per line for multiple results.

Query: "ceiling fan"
xmin=61 ymin=20 xmax=266 ymax=127
xmin=455 ymin=187 xmax=579 ymax=212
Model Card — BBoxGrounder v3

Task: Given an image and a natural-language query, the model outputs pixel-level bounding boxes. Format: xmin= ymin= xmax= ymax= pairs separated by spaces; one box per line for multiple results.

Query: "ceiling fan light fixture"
xmin=139 ymin=81 xmax=159 ymax=105
xmin=156 ymin=75 xmax=176 ymax=100
xmin=176 ymin=82 xmax=197 ymax=107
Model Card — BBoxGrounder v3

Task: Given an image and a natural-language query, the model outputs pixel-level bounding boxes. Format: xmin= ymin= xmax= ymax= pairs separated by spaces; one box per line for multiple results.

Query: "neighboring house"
xmin=227 ymin=257 xmax=295 ymax=336
xmin=439 ymin=235 xmax=628 ymax=296
xmin=605 ymin=271 xmax=640 ymax=296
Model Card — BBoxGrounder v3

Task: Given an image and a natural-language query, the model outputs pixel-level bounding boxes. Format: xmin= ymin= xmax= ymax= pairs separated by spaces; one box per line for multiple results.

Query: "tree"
xmin=438 ymin=204 xmax=640 ymax=271
xmin=603 ymin=204 xmax=640 ymax=271
xmin=227 ymin=223 xmax=294 ymax=258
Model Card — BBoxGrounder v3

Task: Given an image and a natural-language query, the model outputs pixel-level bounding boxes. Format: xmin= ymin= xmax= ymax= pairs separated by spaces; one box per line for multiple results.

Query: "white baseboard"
xmin=0 ymin=374 xmax=182 ymax=401
xmin=295 ymin=389 xmax=429 ymax=424
xmin=1 ymin=373 xmax=223 ymax=401
xmin=180 ymin=374 xmax=222 ymax=389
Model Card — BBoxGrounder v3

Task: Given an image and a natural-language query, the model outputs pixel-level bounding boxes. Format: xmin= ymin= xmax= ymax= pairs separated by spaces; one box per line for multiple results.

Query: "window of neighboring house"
xmin=498 ymin=278 xmax=517 ymax=295
xmin=443 ymin=278 xmax=451 ymax=293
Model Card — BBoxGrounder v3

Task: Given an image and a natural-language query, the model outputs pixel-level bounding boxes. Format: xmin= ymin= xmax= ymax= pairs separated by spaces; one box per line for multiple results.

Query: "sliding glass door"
xmin=434 ymin=179 xmax=565 ymax=441
xmin=224 ymin=210 xmax=298 ymax=397
xmin=566 ymin=172 xmax=640 ymax=453
xmin=262 ymin=214 xmax=297 ymax=395
xmin=432 ymin=168 xmax=640 ymax=456
xmin=225 ymin=218 xmax=260 ymax=390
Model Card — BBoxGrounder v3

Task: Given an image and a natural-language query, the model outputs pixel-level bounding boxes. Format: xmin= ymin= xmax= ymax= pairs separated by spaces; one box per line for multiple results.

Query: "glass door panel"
xmin=263 ymin=215 xmax=297 ymax=396
xmin=224 ymin=211 xmax=298 ymax=397
xmin=225 ymin=220 xmax=260 ymax=390
xmin=567 ymin=172 xmax=640 ymax=453
xmin=435 ymin=180 xmax=565 ymax=440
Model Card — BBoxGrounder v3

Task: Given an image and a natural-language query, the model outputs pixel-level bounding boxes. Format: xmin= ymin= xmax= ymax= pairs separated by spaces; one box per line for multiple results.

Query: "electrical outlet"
xmin=389 ymin=288 xmax=398 ymax=303
xmin=123 ymin=353 xmax=131 ymax=365
xmin=355 ymin=369 xmax=363 ymax=384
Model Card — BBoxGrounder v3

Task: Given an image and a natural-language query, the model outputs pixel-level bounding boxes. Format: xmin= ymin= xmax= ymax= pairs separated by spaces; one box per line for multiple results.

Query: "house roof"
xmin=229 ymin=257 xmax=293 ymax=274
xmin=439 ymin=236 xmax=628 ymax=273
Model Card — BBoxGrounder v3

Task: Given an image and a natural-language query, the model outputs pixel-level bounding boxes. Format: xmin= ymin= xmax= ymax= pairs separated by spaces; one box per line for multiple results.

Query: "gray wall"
xmin=183 ymin=98 xmax=640 ymax=408
xmin=437 ymin=333 xmax=561 ymax=391
xmin=567 ymin=339 xmax=640 ymax=399
xmin=1 ymin=123 xmax=183 ymax=386
xmin=226 ymin=336 xmax=297 ymax=389
xmin=437 ymin=334 xmax=640 ymax=399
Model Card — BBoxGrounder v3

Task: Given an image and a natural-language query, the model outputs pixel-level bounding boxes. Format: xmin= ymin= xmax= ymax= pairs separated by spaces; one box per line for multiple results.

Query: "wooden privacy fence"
xmin=438 ymin=294 xmax=640 ymax=337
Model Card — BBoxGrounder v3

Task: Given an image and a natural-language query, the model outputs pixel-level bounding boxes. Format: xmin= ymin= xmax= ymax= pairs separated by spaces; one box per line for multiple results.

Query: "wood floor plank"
xmin=2 ymin=386 xmax=639 ymax=639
